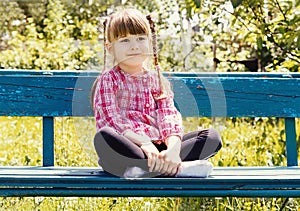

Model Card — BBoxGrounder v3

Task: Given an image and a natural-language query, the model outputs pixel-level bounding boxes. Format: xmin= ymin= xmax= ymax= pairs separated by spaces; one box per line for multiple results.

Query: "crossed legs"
xmin=94 ymin=127 xmax=222 ymax=177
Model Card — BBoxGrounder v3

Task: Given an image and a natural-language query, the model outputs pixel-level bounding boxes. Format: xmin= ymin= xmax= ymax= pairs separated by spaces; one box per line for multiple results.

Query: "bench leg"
xmin=285 ymin=117 xmax=298 ymax=166
xmin=43 ymin=117 xmax=54 ymax=166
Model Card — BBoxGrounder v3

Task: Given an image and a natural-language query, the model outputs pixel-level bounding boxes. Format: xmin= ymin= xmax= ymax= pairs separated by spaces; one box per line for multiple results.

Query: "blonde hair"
xmin=105 ymin=9 xmax=150 ymax=42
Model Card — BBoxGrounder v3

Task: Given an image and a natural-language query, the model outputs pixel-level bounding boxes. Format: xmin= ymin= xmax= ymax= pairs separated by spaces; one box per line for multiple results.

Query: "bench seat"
xmin=1 ymin=166 xmax=300 ymax=197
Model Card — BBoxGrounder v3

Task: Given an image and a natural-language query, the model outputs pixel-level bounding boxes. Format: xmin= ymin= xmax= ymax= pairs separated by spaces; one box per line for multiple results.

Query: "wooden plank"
xmin=1 ymin=188 xmax=300 ymax=197
xmin=1 ymin=166 xmax=300 ymax=177
xmin=0 ymin=75 xmax=93 ymax=116
xmin=0 ymin=167 xmax=300 ymax=197
xmin=2 ymin=70 xmax=300 ymax=78
xmin=0 ymin=71 xmax=299 ymax=117
xmin=172 ymin=77 xmax=300 ymax=117
xmin=1 ymin=166 xmax=300 ymax=183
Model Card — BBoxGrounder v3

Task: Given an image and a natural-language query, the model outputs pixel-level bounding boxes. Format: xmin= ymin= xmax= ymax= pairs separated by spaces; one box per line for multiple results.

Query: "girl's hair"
xmin=146 ymin=14 xmax=167 ymax=100
xmin=91 ymin=9 xmax=166 ymax=107
xmin=105 ymin=9 xmax=150 ymax=42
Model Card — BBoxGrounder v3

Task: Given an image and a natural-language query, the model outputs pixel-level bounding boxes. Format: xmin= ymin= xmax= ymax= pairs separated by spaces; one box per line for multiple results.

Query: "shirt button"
xmin=143 ymin=79 xmax=147 ymax=82
xmin=145 ymin=103 xmax=150 ymax=108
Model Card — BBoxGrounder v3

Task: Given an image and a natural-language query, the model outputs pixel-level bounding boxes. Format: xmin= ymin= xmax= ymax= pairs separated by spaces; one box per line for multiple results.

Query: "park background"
xmin=0 ymin=0 xmax=299 ymax=210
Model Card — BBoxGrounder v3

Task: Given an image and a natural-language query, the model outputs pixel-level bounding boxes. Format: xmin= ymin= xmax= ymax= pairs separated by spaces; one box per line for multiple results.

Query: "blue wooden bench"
xmin=0 ymin=70 xmax=299 ymax=198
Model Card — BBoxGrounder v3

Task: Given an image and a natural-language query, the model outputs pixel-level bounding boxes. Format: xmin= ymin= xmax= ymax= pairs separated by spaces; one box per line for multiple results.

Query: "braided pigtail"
xmin=103 ymin=19 xmax=108 ymax=71
xmin=146 ymin=15 xmax=167 ymax=100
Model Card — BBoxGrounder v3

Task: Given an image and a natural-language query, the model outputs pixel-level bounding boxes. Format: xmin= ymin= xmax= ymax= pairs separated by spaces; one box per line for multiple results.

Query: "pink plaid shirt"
xmin=93 ymin=66 xmax=183 ymax=142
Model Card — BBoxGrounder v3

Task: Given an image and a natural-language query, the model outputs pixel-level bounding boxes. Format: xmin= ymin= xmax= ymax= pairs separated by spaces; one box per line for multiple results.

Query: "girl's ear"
xmin=105 ymin=42 xmax=113 ymax=54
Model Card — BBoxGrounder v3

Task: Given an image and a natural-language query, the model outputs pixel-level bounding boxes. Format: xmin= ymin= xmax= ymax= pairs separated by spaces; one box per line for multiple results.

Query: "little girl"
xmin=92 ymin=8 xmax=222 ymax=178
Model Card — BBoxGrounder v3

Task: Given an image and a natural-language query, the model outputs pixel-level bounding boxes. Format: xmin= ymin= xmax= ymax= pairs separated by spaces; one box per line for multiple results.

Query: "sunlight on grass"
xmin=0 ymin=117 xmax=299 ymax=210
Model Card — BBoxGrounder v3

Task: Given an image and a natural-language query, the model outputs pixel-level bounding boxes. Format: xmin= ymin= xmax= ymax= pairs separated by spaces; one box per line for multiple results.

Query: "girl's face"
xmin=109 ymin=34 xmax=151 ymax=74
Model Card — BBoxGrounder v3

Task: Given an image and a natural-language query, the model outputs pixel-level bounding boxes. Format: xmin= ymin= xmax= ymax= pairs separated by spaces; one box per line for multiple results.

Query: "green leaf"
xmin=230 ymin=0 xmax=243 ymax=8
xmin=193 ymin=0 xmax=201 ymax=8
xmin=257 ymin=36 xmax=263 ymax=50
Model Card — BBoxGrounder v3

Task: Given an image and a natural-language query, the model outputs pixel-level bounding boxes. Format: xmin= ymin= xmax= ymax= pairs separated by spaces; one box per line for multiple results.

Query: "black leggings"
xmin=94 ymin=127 xmax=222 ymax=177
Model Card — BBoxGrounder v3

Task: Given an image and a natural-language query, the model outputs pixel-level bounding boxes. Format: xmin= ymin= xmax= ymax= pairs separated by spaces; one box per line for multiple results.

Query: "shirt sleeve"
xmin=155 ymin=79 xmax=183 ymax=139
xmin=94 ymin=72 xmax=132 ymax=134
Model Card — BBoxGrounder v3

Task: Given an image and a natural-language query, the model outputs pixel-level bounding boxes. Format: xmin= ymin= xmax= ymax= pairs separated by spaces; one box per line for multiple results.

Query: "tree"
xmin=229 ymin=0 xmax=299 ymax=72
xmin=149 ymin=0 xmax=299 ymax=72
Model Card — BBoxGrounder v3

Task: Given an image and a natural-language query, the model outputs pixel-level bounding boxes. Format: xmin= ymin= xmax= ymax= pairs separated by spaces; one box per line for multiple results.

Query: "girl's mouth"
xmin=128 ymin=54 xmax=141 ymax=56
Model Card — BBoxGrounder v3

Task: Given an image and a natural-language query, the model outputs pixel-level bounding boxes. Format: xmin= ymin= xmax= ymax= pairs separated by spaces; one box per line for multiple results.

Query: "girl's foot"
xmin=123 ymin=166 xmax=146 ymax=178
xmin=177 ymin=160 xmax=213 ymax=177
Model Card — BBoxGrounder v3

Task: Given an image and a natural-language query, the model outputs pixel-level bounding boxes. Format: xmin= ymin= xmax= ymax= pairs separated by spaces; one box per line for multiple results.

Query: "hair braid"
xmin=103 ymin=19 xmax=108 ymax=71
xmin=146 ymin=15 xmax=167 ymax=100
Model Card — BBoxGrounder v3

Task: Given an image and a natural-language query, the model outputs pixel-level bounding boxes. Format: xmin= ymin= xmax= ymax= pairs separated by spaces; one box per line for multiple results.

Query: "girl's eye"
xmin=120 ymin=38 xmax=130 ymax=43
xmin=137 ymin=36 xmax=146 ymax=41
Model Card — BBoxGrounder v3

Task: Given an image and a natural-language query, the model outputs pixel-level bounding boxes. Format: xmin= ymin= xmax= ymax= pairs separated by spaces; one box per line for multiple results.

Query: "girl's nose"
xmin=131 ymin=46 xmax=139 ymax=51
xmin=130 ymin=41 xmax=139 ymax=50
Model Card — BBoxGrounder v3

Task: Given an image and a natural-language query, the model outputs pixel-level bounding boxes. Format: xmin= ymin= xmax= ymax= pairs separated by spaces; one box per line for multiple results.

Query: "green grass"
xmin=0 ymin=116 xmax=299 ymax=210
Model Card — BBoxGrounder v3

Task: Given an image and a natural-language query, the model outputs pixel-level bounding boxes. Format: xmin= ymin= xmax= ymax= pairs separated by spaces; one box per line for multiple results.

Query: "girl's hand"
xmin=140 ymin=143 xmax=160 ymax=172
xmin=123 ymin=130 xmax=162 ymax=172
xmin=158 ymin=136 xmax=182 ymax=176
xmin=158 ymin=149 xmax=181 ymax=176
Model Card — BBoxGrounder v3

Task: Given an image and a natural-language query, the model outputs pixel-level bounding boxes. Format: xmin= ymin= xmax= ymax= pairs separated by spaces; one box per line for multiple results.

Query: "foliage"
xmin=0 ymin=0 xmax=103 ymax=70
xmin=0 ymin=0 xmax=299 ymax=72
xmin=178 ymin=0 xmax=300 ymax=72
xmin=229 ymin=0 xmax=300 ymax=72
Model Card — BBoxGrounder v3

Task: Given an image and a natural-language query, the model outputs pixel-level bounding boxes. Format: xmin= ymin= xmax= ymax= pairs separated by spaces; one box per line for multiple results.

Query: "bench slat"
xmin=0 ymin=166 xmax=300 ymax=197
xmin=0 ymin=72 xmax=299 ymax=117
xmin=172 ymin=76 xmax=300 ymax=117
xmin=2 ymin=189 xmax=300 ymax=198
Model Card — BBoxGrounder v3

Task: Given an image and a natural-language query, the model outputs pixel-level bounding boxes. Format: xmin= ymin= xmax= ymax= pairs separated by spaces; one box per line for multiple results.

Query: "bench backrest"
xmin=1 ymin=70 xmax=299 ymax=166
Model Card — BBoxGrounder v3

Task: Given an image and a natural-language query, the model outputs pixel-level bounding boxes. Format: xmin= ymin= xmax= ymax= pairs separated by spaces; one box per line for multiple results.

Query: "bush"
xmin=0 ymin=0 xmax=103 ymax=70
